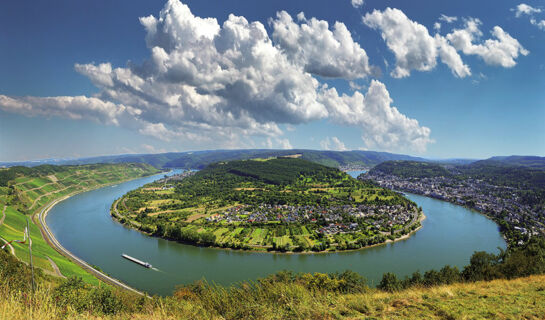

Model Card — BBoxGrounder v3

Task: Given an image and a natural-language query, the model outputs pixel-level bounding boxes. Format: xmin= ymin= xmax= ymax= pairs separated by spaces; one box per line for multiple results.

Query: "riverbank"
xmin=34 ymin=172 xmax=168 ymax=295
xmin=397 ymin=189 xmax=512 ymax=243
xmin=384 ymin=211 xmax=426 ymax=243
xmin=38 ymin=193 xmax=145 ymax=295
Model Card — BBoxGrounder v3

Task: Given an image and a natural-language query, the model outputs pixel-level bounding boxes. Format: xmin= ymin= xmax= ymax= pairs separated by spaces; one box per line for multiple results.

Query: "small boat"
xmin=121 ymin=253 xmax=152 ymax=268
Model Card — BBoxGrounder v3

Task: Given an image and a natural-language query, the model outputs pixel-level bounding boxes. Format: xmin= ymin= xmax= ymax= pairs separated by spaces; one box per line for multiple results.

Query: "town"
xmin=363 ymin=170 xmax=545 ymax=245
xmin=206 ymin=203 xmax=419 ymax=235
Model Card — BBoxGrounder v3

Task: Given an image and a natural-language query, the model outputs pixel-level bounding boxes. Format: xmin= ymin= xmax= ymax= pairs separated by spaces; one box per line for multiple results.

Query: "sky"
xmin=0 ymin=0 xmax=544 ymax=162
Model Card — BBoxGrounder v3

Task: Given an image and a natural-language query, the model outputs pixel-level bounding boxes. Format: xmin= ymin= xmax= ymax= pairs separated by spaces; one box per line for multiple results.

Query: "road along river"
xmin=46 ymin=170 xmax=506 ymax=296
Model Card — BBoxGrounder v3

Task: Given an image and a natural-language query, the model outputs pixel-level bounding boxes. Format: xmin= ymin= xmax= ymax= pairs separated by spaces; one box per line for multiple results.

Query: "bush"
xmin=88 ymin=286 xmax=123 ymax=315
xmin=53 ymin=277 xmax=89 ymax=312
xmin=53 ymin=277 xmax=124 ymax=315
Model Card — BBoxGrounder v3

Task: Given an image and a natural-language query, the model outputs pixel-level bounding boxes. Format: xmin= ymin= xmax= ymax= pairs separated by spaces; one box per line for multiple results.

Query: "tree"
xmin=199 ymin=232 xmax=216 ymax=246
xmin=439 ymin=265 xmax=461 ymax=284
xmin=462 ymin=251 xmax=501 ymax=281
xmin=378 ymin=272 xmax=401 ymax=292
xmin=336 ymin=270 xmax=367 ymax=293
xmin=155 ymin=223 xmax=166 ymax=237
xmin=166 ymin=225 xmax=182 ymax=240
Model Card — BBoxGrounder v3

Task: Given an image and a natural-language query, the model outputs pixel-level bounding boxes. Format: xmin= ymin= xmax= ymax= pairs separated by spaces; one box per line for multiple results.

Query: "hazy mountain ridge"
xmin=470 ymin=155 xmax=545 ymax=170
xmin=1 ymin=149 xmax=427 ymax=169
xmin=3 ymin=151 xmax=544 ymax=172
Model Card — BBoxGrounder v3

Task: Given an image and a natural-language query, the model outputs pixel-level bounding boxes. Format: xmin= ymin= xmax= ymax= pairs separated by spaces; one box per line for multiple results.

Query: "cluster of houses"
xmin=365 ymin=171 xmax=544 ymax=239
xmin=158 ymin=170 xmax=196 ymax=184
xmin=205 ymin=203 xmax=417 ymax=235
xmin=318 ymin=222 xmax=360 ymax=235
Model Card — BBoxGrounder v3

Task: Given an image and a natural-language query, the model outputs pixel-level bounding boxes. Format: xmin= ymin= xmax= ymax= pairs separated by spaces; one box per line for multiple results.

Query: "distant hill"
xmin=162 ymin=149 xmax=426 ymax=169
xmin=0 ymin=153 xmax=186 ymax=169
xmin=470 ymin=156 xmax=545 ymax=170
xmin=198 ymin=157 xmax=342 ymax=185
xmin=429 ymin=158 xmax=477 ymax=165
xmin=369 ymin=161 xmax=453 ymax=178
xmin=0 ymin=149 xmax=426 ymax=169
xmin=369 ymin=159 xmax=545 ymax=190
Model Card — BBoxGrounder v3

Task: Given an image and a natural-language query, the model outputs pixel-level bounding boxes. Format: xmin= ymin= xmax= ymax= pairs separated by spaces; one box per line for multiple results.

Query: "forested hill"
xmin=191 ymin=158 xmax=349 ymax=186
xmin=470 ymin=156 xmax=545 ymax=171
xmin=369 ymin=161 xmax=452 ymax=178
xmin=1 ymin=149 xmax=425 ymax=169
xmin=461 ymin=162 xmax=545 ymax=190
xmin=370 ymin=160 xmax=545 ymax=190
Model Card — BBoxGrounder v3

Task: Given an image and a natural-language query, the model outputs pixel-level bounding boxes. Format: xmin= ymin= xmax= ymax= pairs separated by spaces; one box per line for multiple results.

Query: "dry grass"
xmin=340 ymin=275 xmax=545 ymax=319
xmin=1 ymin=275 xmax=544 ymax=319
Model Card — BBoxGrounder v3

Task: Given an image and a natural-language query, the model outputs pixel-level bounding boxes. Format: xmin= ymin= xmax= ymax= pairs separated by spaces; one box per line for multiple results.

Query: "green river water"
xmin=46 ymin=170 xmax=506 ymax=295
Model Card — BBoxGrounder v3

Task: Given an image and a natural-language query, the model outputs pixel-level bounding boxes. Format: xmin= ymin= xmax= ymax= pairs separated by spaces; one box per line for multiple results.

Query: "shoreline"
xmin=399 ymin=190 xmax=510 ymax=246
xmin=35 ymin=172 xmax=167 ymax=296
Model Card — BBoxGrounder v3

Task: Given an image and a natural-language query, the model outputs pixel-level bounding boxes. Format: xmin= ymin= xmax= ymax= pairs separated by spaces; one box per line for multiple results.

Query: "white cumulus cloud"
xmin=439 ymin=14 xmax=458 ymax=23
xmin=531 ymin=18 xmax=545 ymax=30
xmin=513 ymin=3 xmax=542 ymax=17
xmin=320 ymin=80 xmax=433 ymax=153
xmin=363 ymin=8 xmax=470 ymax=78
xmin=271 ymin=11 xmax=377 ymax=79
xmin=512 ymin=4 xmax=545 ymax=31
xmin=0 ymin=0 xmax=432 ymax=153
xmin=446 ymin=18 xmax=529 ymax=68
xmin=351 ymin=0 xmax=364 ymax=8
xmin=364 ymin=8 xmax=527 ymax=78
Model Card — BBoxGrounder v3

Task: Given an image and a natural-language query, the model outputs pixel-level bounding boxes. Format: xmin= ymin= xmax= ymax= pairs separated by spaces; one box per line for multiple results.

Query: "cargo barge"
xmin=121 ymin=253 xmax=152 ymax=268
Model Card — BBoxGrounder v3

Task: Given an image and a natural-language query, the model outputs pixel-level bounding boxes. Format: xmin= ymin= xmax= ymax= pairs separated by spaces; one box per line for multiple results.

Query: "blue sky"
xmin=0 ymin=0 xmax=544 ymax=161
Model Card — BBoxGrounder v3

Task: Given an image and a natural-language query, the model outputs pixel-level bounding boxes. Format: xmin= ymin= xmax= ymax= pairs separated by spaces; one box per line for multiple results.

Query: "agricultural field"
xmin=115 ymin=158 xmax=422 ymax=252
xmin=0 ymin=163 xmax=161 ymax=282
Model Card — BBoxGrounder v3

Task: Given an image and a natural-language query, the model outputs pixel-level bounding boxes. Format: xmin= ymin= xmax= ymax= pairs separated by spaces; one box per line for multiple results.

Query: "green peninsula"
xmin=114 ymin=158 xmax=422 ymax=252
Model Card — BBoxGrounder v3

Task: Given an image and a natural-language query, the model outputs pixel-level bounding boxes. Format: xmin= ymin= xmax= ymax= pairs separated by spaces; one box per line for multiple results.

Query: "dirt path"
xmin=148 ymin=209 xmax=179 ymax=217
xmin=0 ymin=205 xmax=6 ymax=226
xmin=186 ymin=213 xmax=206 ymax=222
xmin=46 ymin=256 xmax=65 ymax=278
xmin=21 ymin=181 xmax=57 ymax=193
xmin=0 ymin=206 xmax=15 ymax=255
xmin=0 ymin=237 xmax=15 ymax=255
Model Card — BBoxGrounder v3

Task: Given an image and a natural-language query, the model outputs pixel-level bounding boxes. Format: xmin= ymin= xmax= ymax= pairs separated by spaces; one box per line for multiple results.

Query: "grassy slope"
xmin=0 ymin=163 xmax=160 ymax=283
xmin=1 ymin=274 xmax=544 ymax=319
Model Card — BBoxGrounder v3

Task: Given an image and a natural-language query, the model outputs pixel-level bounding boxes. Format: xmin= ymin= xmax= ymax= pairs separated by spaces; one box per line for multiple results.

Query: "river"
xmin=46 ymin=170 xmax=506 ymax=296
